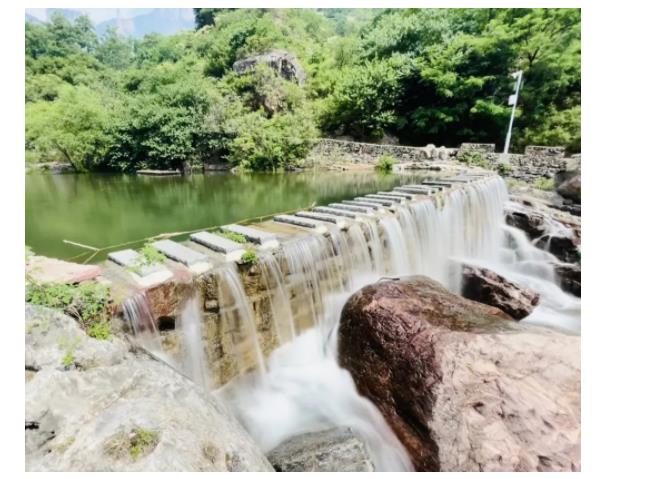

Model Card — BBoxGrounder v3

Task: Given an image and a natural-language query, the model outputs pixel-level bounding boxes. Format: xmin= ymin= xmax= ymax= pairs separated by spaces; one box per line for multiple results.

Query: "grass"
xmin=239 ymin=250 xmax=258 ymax=265
xmin=26 ymin=280 xmax=113 ymax=340
xmin=375 ymin=154 xmax=397 ymax=173
xmin=128 ymin=242 xmax=166 ymax=273
xmin=217 ymin=229 xmax=247 ymax=244
xmin=62 ymin=351 xmax=75 ymax=368
xmin=104 ymin=427 xmax=160 ymax=461
xmin=533 ymin=177 xmax=555 ymax=191
xmin=457 ymin=150 xmax=490 ymax=169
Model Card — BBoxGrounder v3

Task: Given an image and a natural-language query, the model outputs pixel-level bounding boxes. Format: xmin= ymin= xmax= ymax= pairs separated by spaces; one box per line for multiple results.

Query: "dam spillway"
xmin=106 ymin=173 xmax=509 ymax=387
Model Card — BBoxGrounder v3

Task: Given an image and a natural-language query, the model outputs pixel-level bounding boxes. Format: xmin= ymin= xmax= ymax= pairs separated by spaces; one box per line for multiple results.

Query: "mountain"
xmin=96 ymin=9 xmax=195 ymax=38
xmin=25 ymin=8 xmax=195 ymax=38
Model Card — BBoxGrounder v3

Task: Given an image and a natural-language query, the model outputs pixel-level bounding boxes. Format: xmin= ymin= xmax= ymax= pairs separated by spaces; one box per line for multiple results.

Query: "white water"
xmin=178 ymin=294 xmax=212 ymax=389
xmin=132 ymin=175 xmax=580 ymax=471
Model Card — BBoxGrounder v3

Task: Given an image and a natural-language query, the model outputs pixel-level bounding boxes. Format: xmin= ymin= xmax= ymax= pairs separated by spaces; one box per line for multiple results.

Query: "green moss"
xmin=375 ymin=154 xmax=397 ymax=173
xmin=239 ymin=250 xmax=258 ymax=265
xmin=62 ymin=351 xmax=75 ymax=368
xmin=533 ymin=177 xmax=555 ymax=191
xmin=217 ymin=229 xmax=247 ymax=244
xmin=26 ymin=280 xmax=112 ymax=340
xmin=105 ymin=428 xmax=160 ymax=461
xmin=129 ymin=429 xmax=159 ymax=460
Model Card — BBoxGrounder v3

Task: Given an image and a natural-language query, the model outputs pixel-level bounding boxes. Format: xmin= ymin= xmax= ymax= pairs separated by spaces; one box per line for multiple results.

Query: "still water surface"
xmin=26 ymin=171 xmax=419 ymax=261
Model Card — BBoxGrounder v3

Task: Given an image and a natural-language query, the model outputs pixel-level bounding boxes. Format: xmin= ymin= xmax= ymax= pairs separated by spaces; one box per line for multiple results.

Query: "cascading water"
xmin=122 ymin=292 xmax=164 ymax=354
xmin=152 ymin=174 xmax=579 ymax=471
xmin=216 ymin=262 xmax=267 ymax=378
xmin=178 ymin=294 xmax=212 ymax=390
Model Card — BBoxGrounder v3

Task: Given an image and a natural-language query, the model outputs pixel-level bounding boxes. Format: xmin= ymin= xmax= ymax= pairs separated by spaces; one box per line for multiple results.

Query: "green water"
xmin=26 ymin=171 xmax=419 ymax=262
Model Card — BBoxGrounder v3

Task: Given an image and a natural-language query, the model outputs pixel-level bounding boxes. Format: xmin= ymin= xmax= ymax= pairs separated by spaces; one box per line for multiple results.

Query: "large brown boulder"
xmin=338 ymin=276 xmax=580 ymax=472
xmin=461 ymin=265 xmax=540 ymax=319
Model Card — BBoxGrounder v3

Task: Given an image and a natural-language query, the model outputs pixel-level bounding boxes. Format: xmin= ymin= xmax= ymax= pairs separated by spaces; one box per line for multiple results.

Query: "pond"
xmin=26 ymin=171 xmax=420 ymax=262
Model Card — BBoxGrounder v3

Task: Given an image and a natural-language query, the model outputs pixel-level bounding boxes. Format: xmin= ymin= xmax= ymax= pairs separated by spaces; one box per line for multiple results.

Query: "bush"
xmin=26 ymin=280 xmax=113 ymax=339
xmin=375 ymin=154 xmax=397 ymax=173
xmin=457 ymin=150 xmax=490 ymax=169
xmin=533 ymin=177 xmax=555 ymax=191
xmin=217 ymin=229 xmax=247 ymax=244
xmin=239 ymin=249 xmax=258 ymax=265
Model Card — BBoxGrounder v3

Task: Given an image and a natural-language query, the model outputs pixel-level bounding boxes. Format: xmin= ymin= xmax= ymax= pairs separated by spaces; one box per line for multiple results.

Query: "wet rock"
xmin=268 ymin=428 xmax=374 ymax=472
xmin=233 ymin=50 xmax=305 ymax=85
xmin=461 ymin=265 xmax=540 ymax=319
xmin=338 ymin=276 xmax=580 ymax=472
xmin=556 ymin=175 xmax=581 ymax=203
xmin=505 ymin=208 xmax=547 ymax=239
xmin=553 ymin=263 xmax=581 ymax=297
xmin=25 ymin=305 xmax=272 ymax=472
xmin=536 ymin=235 xmax=580 ymax=264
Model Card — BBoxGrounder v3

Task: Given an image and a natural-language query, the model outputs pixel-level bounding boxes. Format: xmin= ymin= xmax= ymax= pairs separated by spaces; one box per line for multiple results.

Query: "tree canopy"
xmin=25 ymin=8 xmax=581 ymax=172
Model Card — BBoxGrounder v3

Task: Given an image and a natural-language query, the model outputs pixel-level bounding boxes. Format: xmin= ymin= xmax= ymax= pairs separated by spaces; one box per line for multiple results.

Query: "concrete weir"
xmin=104 ymin=172 xmax=501 ymax=386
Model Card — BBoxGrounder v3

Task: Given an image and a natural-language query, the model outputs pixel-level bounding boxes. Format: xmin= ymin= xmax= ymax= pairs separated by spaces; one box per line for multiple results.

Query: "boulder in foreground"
xmin=461 ymin=265 xmax=540 ymax=319
xmin=25 ymin=305 xmax=273 ymax=472
xmin=338 ymin=276 xmax=580 ymax=472
xmin=267 ymin=427 xmax=374 ymax=472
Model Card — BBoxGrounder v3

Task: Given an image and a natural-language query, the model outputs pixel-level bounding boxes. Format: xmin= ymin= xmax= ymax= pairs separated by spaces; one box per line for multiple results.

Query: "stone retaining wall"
xmin=307 ymin=138 xmax=576 ymax=180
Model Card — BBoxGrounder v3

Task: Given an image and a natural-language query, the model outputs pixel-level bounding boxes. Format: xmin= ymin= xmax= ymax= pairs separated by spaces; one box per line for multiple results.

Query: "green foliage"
xmin=375 ymin=155 xmax=397 ymax=172
xmin=217 ymin=229 xmax=247 ymax=244
xmin=533 ymin=177 xmax=555 ymax=191
xmin=26 ymin=280 xmax=112 ymax=339
xmin=495 ymin=162 xmax=513 ymax=176
xmin=240 ymin=250 xmax=258 ymax=265
xmin=62 ymin=350 xmax=75 ymax=368
xmin=457 ymin=150 xmax=490 ymax=169
xmin=25 ymin=8 xmax=580 ymax=171
xmin=128 ymin=242 xmax=166 ymax=273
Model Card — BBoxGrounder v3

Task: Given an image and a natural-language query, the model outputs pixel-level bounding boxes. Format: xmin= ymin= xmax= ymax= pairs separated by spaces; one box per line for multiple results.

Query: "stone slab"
xmin=365 ymin=194 xmax=405 ymax=204
xmin=394 ymin=186 xmax=434 ymax=195
xmin=222 ymin=224 xmax=278 ymax=248
xmin=355 ymin=196 xmax=396 ymax=206
xmin=329 ymin=203 xmax=373 ymax=214
xmin=342 ymin=200 xmax=381 ymax=210
xmin=312 ymin=207 xmax=357 ymax=218
xmin=152 ymin=239 xmax=208 ymax=266
xmin=274 ymin=215 xmax=328 ymax=233
xmin=296 ymin=211 xmax=350 ymax=228
xmin=378 ymin=191 xmax=415 ymax=200
xmin=189 ymin=232 xmax=246 ymax=261
xmin=107 ymin=249 xmax=168 ymax=277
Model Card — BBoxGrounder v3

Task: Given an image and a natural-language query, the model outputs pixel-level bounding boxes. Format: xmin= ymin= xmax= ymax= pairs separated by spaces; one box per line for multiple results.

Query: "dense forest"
xmin=25 ymin=8 xmax=581 ymax=172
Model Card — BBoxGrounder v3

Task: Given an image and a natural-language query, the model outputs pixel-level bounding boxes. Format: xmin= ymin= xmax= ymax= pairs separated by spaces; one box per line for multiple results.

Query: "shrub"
xmin=533 ymin=177 xmax=555 ymax=191
xmin=375 ymin=154 xmax=397 ymax=172
xmin=239 ymin=250 xmax=258 ymax=265
xmin=457 ymin=150 xmax=489 ymax=169
xmin=217 ymin=229 xmax=247 ymax=244
xmin=26 ymin=280 xmax=113 ymax=339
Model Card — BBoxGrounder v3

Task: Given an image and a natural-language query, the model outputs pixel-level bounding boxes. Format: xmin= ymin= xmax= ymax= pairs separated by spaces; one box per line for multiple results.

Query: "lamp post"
xmin=503 ymin=70 xmax=523 ymax=155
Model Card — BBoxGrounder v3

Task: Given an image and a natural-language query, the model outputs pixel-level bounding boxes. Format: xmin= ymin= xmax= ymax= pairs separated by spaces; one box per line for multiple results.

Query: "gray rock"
xmin=25 ymin=305 xmax=273 ymax=472
xmin=556 ymin=175 xmax=581 ymax=203
xmin=233 ymin=50 xmax=306 ymax=85
xmin=268 ymin=428 xmax=374 ymax=472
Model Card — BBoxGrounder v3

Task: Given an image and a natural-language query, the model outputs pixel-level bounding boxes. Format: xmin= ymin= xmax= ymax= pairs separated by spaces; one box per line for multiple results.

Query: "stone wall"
xmin=305 ymin=138 xmax=432 ymax=167
xmin=306 ymin=138 xmax=575 ymax=181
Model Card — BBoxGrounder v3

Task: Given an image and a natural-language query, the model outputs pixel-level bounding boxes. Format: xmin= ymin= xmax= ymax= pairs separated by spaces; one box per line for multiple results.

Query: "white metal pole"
xmin=503 ymin=71 xmax=523 ymax=155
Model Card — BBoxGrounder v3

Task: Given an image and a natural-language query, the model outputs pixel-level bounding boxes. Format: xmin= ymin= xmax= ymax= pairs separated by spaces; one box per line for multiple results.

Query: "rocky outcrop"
xmin=26 ymin=256 xmax=102 ymax=284
xmin=557 ymin=175 xmax=581 ymax=203
xmin=25 ymin=305 xmax=273 ymax=472
xmin=267 ymin=428 xmax=374 ymax=472
xmin=461 ymin=265 xmax=540 ymax=319
xmin=535 ymin=235 xmax=580 ymax=264
xmin=338 ymin=277 xmax=580 ymax=472
xmin=553 ymin=263 xmax=581 ymax=297
xmin=233 ymin=50 xmax=305 ymax=85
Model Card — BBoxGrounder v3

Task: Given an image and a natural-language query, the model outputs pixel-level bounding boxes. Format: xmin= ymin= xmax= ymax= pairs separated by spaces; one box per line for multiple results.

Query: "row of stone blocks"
xmin=109 ymin=173 xmax=494 ymax=385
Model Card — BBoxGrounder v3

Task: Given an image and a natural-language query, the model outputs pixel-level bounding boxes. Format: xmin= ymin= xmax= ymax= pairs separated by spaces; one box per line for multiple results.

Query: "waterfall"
xmin=216 ymin=262 xmax=267 ymax=377
xmin=133 ymin=174 xmax=578 ymax=472
xmin=178 ymin=294 xmax=212 ymax=390
xmin=258 ymin=252 xmax=296 ymax=345
xmin=122 ymin=292 xmax=164 ymax=354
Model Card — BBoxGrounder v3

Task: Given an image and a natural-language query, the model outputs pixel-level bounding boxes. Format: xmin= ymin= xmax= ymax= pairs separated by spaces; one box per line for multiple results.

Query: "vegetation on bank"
xmin=25 ymin=279 xmax=113 ymax=339
xmin=25 ymin=8 xmax=580 ymax=172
